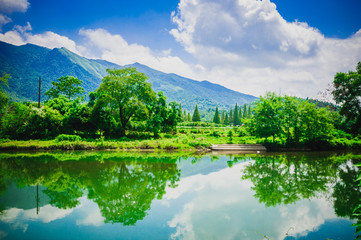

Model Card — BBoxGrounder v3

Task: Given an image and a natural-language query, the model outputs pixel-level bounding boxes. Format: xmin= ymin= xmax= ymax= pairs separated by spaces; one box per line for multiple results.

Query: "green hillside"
xmin=0 ymin=41 xmax=257 ymax=110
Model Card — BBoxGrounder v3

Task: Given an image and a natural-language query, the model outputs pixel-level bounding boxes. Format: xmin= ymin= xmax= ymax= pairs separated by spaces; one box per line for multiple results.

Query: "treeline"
xmin=0 ymin=61 xmax=360 ymax=147
xmin=179 ymin=103 xmax=253 ymax=125
xmin=0 ymin=68 xmax=182 ymax=139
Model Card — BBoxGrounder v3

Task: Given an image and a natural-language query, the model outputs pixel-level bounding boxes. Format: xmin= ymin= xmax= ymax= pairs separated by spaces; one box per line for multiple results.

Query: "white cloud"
xmin=167 ymin=161 xmax=339 ymax=240
xmin=0 ymin=205 xmax=73 ymax=232
xmin=0 ymin=13 xmax=11 ymax=28
xmin=170 ymin=0 xmax=361 ymax=97
xmin=0 ymin=0 xmax=29 ymax=29
xmin=0 ymin=22 xmax=81 ymax=54
xmin=0 ymin=0 xmax=29 ymax=14
xmin=78 ymin=28 xmax=196 ymax=78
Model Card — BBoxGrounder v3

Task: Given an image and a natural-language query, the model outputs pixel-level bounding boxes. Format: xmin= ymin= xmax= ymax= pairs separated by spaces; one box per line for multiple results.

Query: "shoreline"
xmin=0 ymin=138 xmax=360 ymax=152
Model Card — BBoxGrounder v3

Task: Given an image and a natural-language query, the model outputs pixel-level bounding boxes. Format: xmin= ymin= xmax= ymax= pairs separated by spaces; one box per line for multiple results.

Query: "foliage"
xmin=96 ymin=67 xmax=156 ymax=137
xmin=45 ymin=76 xmax=85 ymax=100
xmin=192 ymin=104 xmax=201 ymax=122
xmin=55 ymin=134 xmax=82 ymax=142
xmin=147 ymin=92 xmax=181 ymax=136
xmin=213 ymin=106 xmax=221 ymax=124
xmin=247 ymin=92 xmax=334 ymax=144
xmin=332 ymin=62 xmax=361 ymax=134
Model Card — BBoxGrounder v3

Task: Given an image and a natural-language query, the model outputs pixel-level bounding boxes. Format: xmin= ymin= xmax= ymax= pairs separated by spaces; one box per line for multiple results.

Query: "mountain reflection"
xmin=0 ymin=153 xmax=181 ymax=225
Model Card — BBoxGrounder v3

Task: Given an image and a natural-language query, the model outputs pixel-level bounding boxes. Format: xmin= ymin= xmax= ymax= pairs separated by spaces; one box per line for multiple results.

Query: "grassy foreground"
xmin=0 ymin=127 xmax=361 ymax=151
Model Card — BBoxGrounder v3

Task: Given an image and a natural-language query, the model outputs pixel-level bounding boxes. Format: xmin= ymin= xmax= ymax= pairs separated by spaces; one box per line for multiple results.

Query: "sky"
xmin=0 ymin=0 xmax=361 ymax=98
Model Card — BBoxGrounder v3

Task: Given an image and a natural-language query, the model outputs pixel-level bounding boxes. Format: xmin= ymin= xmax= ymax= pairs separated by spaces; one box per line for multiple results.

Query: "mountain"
xmin=0 ymin=41 xmax=257 ymax=110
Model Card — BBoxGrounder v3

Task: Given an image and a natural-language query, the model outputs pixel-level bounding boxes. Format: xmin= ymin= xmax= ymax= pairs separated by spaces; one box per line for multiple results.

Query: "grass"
xmin=0 ymin=126 xmax=360 ymax=151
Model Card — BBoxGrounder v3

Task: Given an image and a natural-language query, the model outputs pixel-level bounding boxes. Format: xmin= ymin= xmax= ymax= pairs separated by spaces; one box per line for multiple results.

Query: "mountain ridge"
xmin=0 ymin=41 xmax=257 ymax=110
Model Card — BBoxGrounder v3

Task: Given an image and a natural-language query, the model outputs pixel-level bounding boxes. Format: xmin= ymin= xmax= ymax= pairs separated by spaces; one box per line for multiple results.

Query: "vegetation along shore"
xmin=0 ymin=63 xmax=361 ymax=152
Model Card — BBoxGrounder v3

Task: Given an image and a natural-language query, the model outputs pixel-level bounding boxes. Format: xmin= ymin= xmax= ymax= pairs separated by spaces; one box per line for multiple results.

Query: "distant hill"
xmin=0 ymin=41 xmax=257 ymax=110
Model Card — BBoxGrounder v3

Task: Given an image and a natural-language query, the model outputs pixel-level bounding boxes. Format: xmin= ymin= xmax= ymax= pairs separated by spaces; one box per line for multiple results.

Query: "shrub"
xmin=55 ymin=134 xmax=82 ymax=142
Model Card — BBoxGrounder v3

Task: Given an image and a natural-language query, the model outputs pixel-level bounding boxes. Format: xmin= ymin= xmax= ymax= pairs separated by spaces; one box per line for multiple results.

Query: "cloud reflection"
xmin=167 ymin=161 xmax=338 ymax=240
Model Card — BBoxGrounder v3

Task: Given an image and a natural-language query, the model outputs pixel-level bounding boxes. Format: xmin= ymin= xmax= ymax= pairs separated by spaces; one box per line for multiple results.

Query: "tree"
xmin=147 ymin=92 xmax=181 ymax=136
xmin=45 ymin=76 xmax=85 ymax=100
xmin=0 ymin=74 xmax=10 ymax=128
xmin=233 ymin=104 xmax=241 ymax=126
xmin=247 ymin=92 xmax=282 ymax=142
xmin=213 ymin=106 xmax=221 ymax=124
xmin=192 ymin=104 xmax=201 ymax=122
xmin=224 ymin=112 xmax=230 ymax=125
xmin=332 ymin=62 xmax=361 ymax=134
xmin=221 ymin=110 xmax=225 ymax=124
xmin=96 ymin=67 xmax=156 ymax=137
xmin=187 ymin=112 xmax=192 ymax=122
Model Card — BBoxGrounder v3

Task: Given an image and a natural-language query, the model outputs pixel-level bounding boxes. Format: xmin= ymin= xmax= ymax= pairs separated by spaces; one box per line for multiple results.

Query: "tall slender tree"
xmin=213 ymin=106 xmax=221 ymax=124
xmin=233 ymin=104 xmax=241 ymax=126
xmin=224 ymin=112 xmax=230 ymax=125
xmin=229 ymin=109 xmax=233 ymax=125
xmin=243 ymin=104 xmax=248 ymax=118
xmin=221 ymin=110 xmax=225 ymax=124
xmin=192 ymin=105 xmax=201 ymax=122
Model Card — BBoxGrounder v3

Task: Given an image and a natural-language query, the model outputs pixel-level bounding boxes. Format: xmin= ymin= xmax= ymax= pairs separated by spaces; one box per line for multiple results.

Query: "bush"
xmin=210 ymin=130 xmax=221 ymax=137
xmin=55 ymin=134 xmax=82 ymax=142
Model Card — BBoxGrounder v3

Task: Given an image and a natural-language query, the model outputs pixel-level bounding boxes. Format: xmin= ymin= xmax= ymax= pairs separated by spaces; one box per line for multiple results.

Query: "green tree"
xmin=243 ymin=104 xmax=247 ymax=118
xmin=0 ymin=74 xmax=10 ymax=129
xmin=229 ymin=109 xmax=233 ymax=125
xmin=233 ymin=104 xmax=241 ymax=126
xmin=221 ymin=110 xmax=225 ymax=124
xmin=187 ymin=112 xmax=192 ymax=122
xmin=1 ymin=102 xmax=31 ymax=139
xmin=45 ymin=76 xmax=85 ymax=100
xmin=148 ymin=92 xmax=181 ymax=136
xmin=247 ymin=92 xmax=282 ymax=142
xmin=224 ymin=112 xmax=230 ymax=125
xmin=96 ymin=67 xmax=156 ymax=137
xmin=192 ymin=104 xmax=201 ymax=122
xmin=332 ymin=62 xmax=361 ymax=134
xmin=213 ymin=106 xmax=221 ymax=124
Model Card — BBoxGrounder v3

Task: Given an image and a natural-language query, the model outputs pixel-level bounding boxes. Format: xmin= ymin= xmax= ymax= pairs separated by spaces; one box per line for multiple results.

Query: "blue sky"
xmin=1 ymin=0 xmax=361 ymax=97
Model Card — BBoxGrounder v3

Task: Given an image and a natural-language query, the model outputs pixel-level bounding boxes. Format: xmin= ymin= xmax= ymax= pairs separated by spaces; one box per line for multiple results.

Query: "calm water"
xmin=0 ymin=151 xmax=360 ymax=240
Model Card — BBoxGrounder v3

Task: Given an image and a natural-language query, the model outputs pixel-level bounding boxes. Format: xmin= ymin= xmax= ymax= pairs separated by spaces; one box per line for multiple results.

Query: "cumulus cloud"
xmin=0 ymin=0 xmax=29 ymax=29
xmin=0 ymin=0 xmax=29 ymax=14
xmin=78 ymin=28 xmax=197 ymax=78
xmin=170 ymin=0 xmax=361 ymax=97
xmin=0 ymin=22 xmax=81 ymax=54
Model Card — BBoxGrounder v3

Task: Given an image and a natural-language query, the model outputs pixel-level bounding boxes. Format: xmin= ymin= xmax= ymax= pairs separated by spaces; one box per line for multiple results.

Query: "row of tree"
xmin=181 ymin=103 xmax=253 ymax=125
xmin=0 ymin=68 xmax=182 ymax=139
xmin=0 ymin=62 xmax=360 ymax=140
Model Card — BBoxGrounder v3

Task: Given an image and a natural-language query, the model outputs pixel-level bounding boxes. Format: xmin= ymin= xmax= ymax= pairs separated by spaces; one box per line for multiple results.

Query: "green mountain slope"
xmin=0 ymin=41 xmax=257 ymax=110
xmin=126 ymin=62 xmax=257 ymax=110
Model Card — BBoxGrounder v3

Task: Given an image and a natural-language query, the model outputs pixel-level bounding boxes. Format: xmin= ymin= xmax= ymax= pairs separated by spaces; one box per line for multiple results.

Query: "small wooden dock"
xmin=211 ymin=144 xmax=267 ymax=152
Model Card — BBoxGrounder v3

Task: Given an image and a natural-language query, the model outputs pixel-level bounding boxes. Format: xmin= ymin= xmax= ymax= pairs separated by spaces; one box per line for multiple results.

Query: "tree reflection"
xmin=0 ymin=153 xmax=181 ymax=225
xmin=242 ymin=154 xmax=338 ymax=207
xmin=333 ymin=163 xmax=361 ymax=218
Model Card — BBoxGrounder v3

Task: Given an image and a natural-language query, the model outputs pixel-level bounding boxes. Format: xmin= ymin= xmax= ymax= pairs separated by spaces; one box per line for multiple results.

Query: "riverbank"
xmin=1 ymin=133 xmax=360 ymax=152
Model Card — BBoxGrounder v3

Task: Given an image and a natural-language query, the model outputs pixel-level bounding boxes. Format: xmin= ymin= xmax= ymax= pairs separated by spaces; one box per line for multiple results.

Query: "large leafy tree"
xmin=332 ymin=62 xmax=361 ymax=134
xmin=45 ymin=76 xmax=85 ymax=100
xmin=147 ymin=92 xmax=181 ymax=136
xmin=247 ymin=92 xmax=282 ymax=142
xmin=96 ymin=67 xmax=156 ymax=137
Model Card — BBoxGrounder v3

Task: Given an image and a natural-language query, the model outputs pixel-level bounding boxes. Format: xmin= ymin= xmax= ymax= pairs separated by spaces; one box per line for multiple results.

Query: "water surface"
xmin=0 ymin=151 xmax=360 ymax=239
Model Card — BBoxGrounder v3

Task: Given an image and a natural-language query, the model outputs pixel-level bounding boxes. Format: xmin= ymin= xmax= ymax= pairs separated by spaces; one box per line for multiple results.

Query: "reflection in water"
xmin=0 ymin=152 xmax=359 ymax=239
xmin=0 ymin=153 xmax=181 ymax=226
